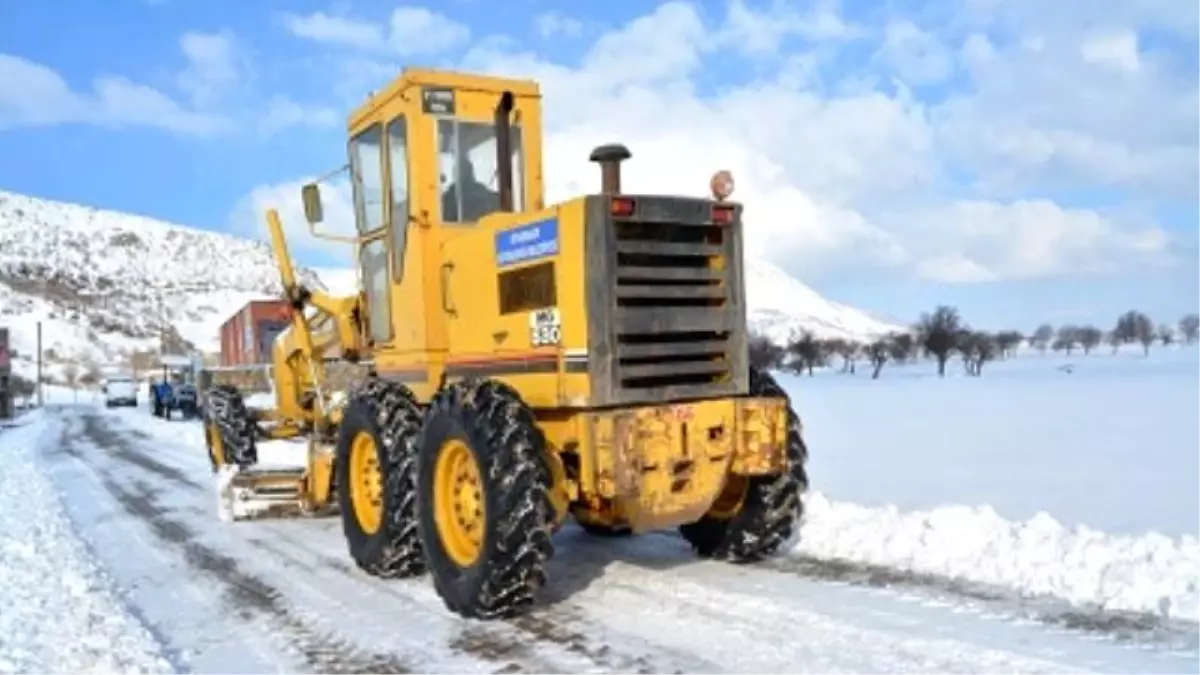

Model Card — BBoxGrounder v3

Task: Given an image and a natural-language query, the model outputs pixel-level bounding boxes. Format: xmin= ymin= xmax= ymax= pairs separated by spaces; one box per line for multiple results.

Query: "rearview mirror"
xmin=301 ymin=183 xmax=324 ymax=224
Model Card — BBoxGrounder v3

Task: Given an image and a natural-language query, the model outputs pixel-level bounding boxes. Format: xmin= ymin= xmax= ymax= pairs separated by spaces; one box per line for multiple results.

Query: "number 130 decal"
xmin=530 ymin=308 xmax=562 ymax=347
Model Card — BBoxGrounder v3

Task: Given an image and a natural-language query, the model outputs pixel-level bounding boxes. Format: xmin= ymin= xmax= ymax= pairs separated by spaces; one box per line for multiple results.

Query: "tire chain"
xmin=429 ymin=379 xmax=557 ymax=619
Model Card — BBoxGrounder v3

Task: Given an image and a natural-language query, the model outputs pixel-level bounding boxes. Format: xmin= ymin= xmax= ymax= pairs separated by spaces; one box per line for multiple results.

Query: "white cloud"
xmin=241 ymin=0 xmax=1188 ymax=287
xmin=1080 ymin=29 xmax=1141 ymax=73
xmin=534 ymin=12 xmax=584 ymax=40
xmin=0 ymin=53 xmax=227 ymax=135
xmin=177 ymin=30 xmax=241 ymax=106
xmin=874 ymin=19 xmax=953 ymax=85
xmin=387 ymin=7 xmax=470 ymax=55
xmin=258 ymin=96 xmax=340 ymax=135
xmin=280 ymin=11 xmax=384 ymax=50
xmin=281 ymin=6 xmax=469 ymax=56
xmin=228 ymin=177 xmax=358 ymax=263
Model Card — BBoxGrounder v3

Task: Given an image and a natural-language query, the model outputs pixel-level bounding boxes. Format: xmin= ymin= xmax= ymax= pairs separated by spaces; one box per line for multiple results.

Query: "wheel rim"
xmin=708 ymin=475 xmax=749 ymax=520
xmin=349 ymin=431 xmax=384 ymax=534
xmin=207 ymin=424 xmax=223 ymax=468
xmin=433 ymin=438 xmax=485 ymax=567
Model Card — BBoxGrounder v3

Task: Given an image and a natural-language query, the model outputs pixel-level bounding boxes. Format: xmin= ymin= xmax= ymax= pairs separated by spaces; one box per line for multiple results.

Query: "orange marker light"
xmin=611 ymin=197 xmax=636 ymax=217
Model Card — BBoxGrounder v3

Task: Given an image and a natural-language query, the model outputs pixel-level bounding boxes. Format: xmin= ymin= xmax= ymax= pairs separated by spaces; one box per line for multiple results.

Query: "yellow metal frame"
xmin=229 ymin=65 xmax=795 ymax=535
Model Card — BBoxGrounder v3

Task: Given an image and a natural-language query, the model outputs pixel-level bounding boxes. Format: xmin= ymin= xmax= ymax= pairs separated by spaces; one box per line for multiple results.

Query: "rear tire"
xmin=416 ymin=379 xmax=556 ymax=619
xmin=679 ymin=367 xmax=809 ymax=562
xmin=203 ymin=385 xmax=257 ymax=472
xmin=335 ymin=378 xmax=427 ymax=579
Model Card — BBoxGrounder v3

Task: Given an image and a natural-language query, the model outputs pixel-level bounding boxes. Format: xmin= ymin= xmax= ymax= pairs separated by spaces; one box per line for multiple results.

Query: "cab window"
xmin=350 ymin=123 xmax=385 ymax=233
xmin=387 ymin=117 xmax=409 ymax=281
xmin=436 ymin=119 xmax=524 ymax=225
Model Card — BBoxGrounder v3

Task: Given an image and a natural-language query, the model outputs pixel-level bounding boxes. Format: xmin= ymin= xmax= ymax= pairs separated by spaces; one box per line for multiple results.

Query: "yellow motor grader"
xmin=202 ymin=66 xmax=810 ymax=619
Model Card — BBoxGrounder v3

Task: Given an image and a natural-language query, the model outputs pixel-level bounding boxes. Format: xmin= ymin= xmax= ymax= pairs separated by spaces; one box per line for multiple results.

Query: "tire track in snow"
xmin=761 ymin=552 xmax=1200 ymax=653
xmin=69 ymin=413 xmax=418 ymax=674
xmin=81 ymin=411 xmax=705 ymax=673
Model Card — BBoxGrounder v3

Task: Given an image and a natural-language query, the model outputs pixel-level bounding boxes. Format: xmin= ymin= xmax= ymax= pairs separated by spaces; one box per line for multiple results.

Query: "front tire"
xmin=679 ymin=367 xmax=809 ymax=561
xmin=335 ymin=378 xmax=426 ymax=579
xmin=203 ymin=385 xmax=257 ymax=472
xmin=416 ymin=379 xmax=556 ymax=619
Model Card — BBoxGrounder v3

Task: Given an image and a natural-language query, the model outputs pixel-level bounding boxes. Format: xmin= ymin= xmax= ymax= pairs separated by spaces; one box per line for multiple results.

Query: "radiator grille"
xmin=610 ymin=219 xmax=737 ymax=395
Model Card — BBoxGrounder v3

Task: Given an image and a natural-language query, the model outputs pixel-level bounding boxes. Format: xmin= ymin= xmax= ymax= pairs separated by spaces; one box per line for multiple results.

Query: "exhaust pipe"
xmin=494 ymin=91 xmax=515 ymax=212
xmin=589 ymin=144 xmax=632 ymax=195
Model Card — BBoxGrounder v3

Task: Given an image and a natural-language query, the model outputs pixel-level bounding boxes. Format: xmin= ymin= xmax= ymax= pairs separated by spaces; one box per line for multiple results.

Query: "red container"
xmin=218 ymin=300 xmax=292 ymax=366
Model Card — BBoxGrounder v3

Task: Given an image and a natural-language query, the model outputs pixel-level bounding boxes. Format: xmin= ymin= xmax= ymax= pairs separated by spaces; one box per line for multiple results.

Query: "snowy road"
xmin=12 ymin=405 xmax=1199 ymax=673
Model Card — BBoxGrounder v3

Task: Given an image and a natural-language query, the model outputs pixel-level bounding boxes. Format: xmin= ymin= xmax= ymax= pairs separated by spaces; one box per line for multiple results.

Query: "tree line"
xmin=751 ymin=308 xmax=1200 ymax=379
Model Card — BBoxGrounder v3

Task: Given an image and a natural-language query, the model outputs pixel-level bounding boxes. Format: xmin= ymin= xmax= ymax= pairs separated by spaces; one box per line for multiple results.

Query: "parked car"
xmin=103 ymin=375 xmax=139 ymax=408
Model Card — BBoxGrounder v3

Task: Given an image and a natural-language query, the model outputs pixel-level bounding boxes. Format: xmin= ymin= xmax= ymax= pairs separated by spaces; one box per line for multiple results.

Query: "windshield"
xmin=437 ymin=119 xmax=524 ymax=224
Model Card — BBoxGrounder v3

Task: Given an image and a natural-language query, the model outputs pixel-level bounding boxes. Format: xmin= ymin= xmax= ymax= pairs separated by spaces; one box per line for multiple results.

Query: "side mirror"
xmin=301 ymin=183 xmax=324 ymax=224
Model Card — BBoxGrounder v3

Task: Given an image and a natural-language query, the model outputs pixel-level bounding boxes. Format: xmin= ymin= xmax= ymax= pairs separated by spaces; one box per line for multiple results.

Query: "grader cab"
xmin=202 ymin=67 xmax=810 ymax=619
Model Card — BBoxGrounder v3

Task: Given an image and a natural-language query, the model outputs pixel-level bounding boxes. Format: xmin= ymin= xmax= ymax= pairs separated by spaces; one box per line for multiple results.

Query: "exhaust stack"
xmin=494 ymin=91 xmax=515 ymax=212
xmin=589 ymin=144 xmax=632 ymax=195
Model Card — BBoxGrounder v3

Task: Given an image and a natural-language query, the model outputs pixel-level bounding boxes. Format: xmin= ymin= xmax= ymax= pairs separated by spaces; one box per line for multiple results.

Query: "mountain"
xmin=0 ymin=190 xmax=326 ymax=382
xmin=744 ymin=259 xmax=904 ymax=344
xmin=0 ymin=189 xmax=900 ymax=382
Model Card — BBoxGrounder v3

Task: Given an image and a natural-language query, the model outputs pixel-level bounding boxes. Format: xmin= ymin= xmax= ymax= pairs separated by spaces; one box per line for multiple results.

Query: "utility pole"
xmin=36 ymin=320 xmax=43 ymax=408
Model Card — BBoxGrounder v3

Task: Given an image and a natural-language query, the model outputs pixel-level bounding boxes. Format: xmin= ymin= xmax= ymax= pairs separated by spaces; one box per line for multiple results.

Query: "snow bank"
xmin=794 ymin=492 xmax=1200 ymax=623
xmin=0 ymin=412 xmax=171 ymax=673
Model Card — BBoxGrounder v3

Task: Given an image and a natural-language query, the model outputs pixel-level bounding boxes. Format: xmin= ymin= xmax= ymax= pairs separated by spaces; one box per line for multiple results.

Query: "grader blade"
xmin=215 ymin=465 xmax=308 ymax=521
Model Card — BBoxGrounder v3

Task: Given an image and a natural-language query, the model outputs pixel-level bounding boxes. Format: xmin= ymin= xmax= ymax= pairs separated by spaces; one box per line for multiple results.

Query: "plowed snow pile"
xmin=794 ymin=493 xmax=1200 ymax=622
xmin=0 ymin=413 xmax=170 ymax=673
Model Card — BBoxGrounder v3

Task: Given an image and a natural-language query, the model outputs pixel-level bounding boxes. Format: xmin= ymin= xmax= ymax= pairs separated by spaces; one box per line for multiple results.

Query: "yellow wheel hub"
xmin=207 ymin=424 xmax=223 ymax=468
xmin=433 ymin=439 xmax=485 ymax=567
xmin=349 ymin=431 xmax=384 ymax=535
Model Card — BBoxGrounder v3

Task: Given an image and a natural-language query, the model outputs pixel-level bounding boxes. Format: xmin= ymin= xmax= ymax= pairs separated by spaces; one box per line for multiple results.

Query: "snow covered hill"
xmin=744 ymin=258 xmax=904 ymax=343
xmin=0 ymin=190 xmax=326 ymax=382
xmin=0 ymin=189 xmax=899 ymax=382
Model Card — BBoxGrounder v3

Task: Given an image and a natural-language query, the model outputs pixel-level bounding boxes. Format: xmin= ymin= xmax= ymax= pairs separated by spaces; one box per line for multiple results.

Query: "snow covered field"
xmin=0 ymin=346 xmax=1196 ymax=673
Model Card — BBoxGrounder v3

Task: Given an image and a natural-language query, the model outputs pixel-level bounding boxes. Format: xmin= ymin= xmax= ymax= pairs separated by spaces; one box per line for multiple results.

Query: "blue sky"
xmin=1 ymin=0 xmax=1197 ymax=333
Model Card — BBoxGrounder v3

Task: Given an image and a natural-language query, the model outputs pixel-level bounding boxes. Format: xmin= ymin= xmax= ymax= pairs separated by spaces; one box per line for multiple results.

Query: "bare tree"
xmin=1180 ymin=314 xmax=1200 ymax=344
xmin=9 ymin=373 xmax=36 ymax=408
xmin=785 ymin=330 xmax=824 ymax=376
xmin=1158 ymin=324 xmax=1175 ymax=347
xmin=1131 ymin=313 xmax=1155 ymax=355
xmin=749 ymin=333 xmax=785 ymax=371
xmin=823 ymin=339 xmax=861 ymax=374
xmin=865 ymin=339 xmax=889 ymax=379
xmin=1114 ymin=310 xmax=1154 ymax=352
xmin=886 ymin=332 xmax=917 ymax=363
xmin=994 ymin=331 xmax=1024 ymax=359
xmin=917 ymin=305 xmax=964 ymax=377
xmin=957 ymin=331 xmax=998 ymax=376
xmin=79 ymin=363 xmax=103 ymax=388
xmin=1053 ymin=325 xmax=1079 ymax=355
xmin=62 ymin=363 xmax=80 ymax=403
xmin=1076 ymin=326 xmax=1103 ymax=355
xmin=128 ymin=349 xmax=158 ymax=379
xmin=1030 ymin=323 xmax=1054 ymax=353
xmin=1106 ymin=329 xmax=1122 ymax=355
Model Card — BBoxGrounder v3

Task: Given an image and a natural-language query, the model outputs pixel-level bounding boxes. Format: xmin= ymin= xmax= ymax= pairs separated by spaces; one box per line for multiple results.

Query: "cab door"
xmin=349 ymin=122 xmax=392 ymax=347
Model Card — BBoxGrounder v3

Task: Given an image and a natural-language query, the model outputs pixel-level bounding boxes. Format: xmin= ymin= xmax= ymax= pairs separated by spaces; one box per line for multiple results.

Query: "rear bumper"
xmin=581 ymin=396 xmax=789 ymax=531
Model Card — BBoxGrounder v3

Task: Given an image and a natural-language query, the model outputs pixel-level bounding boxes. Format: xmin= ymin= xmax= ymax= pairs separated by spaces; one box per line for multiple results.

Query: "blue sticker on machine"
xmin=495 ymin=218 xmax=559 ymax=267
